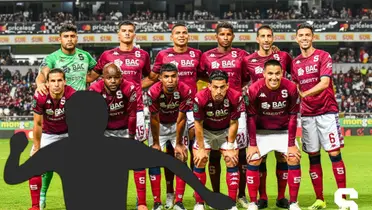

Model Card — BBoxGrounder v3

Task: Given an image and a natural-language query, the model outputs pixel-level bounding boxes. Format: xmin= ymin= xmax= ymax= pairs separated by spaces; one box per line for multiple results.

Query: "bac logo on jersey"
xmin=222 ymin=60 xmax=235 ymax=68
xmin=215 ymin=109 xmax=229 ymax=117
xmin=110 ymin=101 xmax=124 ymax=111
xmin=211 ymin=61 xmax=220 ymax=69
xmin=255 ymin=66 xmax=263 ymax=74
xmin=125 ymin=59 xmax=139 ymax=67
xmin=181 ymin=60 xmax=195 ymax=67
xmin=272 ymin=101 xmax=286 ymax=109
xmin=54 ymin=108 xmax=65 ymax=117
xmin=305 ymin=65 xmax=318 ymax=74
xmin=160 ymin=101 xmax=179 ymax=109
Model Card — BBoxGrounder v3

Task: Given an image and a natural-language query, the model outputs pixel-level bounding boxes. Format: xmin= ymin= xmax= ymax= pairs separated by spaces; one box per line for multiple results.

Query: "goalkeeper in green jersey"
xmin=33 ymin=23 xmax=97 ymax=210
xmin=35 ymin=23 xmax=97 ymax=95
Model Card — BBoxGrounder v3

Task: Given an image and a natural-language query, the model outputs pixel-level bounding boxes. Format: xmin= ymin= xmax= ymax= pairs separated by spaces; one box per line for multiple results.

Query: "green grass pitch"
xmin=0 ymin=136 xmax=371 ymax=210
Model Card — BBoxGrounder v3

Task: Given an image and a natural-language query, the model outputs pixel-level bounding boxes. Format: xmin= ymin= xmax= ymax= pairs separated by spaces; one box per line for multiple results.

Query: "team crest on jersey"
xmin=114 ymin=59 xmax=123 ymax=67
xmin=298 ymin=68 xmax=304 ymax=76
xmin=224 ymin=99 xmax=229 ymax=107
xmin=60 ymin=97 xmax=66 ymax=105
xmin=130 ymin=92 xmax=136 ymax=102
xmin=170 ymin=60 xmax=179 ymax=67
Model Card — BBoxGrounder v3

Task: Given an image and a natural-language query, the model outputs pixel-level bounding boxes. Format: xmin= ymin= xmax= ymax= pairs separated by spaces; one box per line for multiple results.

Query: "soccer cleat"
xmin=237 ymin=196 xmax=249 ymax=208
xmin=276 ymin=198 xmax=289 ymax=208
xmin=258 ymin=199 xmax=268 ymax=209
xmin=289 ymin=202 xmax=302 ymax=210
xmin=307 ymin=199 xmax=326 ymax=210
xmin=165 ymin=193 xmax=175 ymax=209
xmin=152 ymin=202 xmax=164 ymax=210
xmin=247 ymin=202 xmax=259 ymax=210
xmin=173 ymin=202 xmax=187 ymax=210
xmin=29 ymin=207 xmax=40 ymax=210
xmin=193 ymin=203 xmax=205 ymax=210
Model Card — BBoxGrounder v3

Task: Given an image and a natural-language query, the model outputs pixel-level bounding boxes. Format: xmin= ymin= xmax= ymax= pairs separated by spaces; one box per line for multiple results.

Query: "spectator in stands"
xmin=360 ymin=48 xmax=369 ymax=63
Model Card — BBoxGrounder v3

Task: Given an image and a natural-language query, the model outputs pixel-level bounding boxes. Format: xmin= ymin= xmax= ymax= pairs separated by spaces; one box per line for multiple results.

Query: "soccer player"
xmin=142 ymin=23 xmax=202 ymax=208
xmin=30 ymin=68 xmax=75 ymax=210
xmin=243 ymin=25 xmax=293 ymax=209
xmin=245 ymin=59 xmax=302 ymax=210
xmin=292 ymin=23 xmax=347 ymax=210
xmin=147 ymin=63 xmax=192 ymax=210
xmin=36 ymin=23 xmax=97 ymax=95
xmin=199 ymin=22 xmax=249 ymax=207
xmin=89 ymin=21 xmax=151 ymax=206
xmin=192 ymin=70 xmax=243 ymax=210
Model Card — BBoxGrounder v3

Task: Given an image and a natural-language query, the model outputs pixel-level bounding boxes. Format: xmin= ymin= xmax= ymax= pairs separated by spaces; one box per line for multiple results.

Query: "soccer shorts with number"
xmin=237 ymin=112 xmax=248 ymax=149
xmin=192 ymin=128 xmax=238 ymax=151
xmin=250 ymin=130 xmax=299 ymax=161
xmin=136 ymin=111 xmax=148 ymax=142
xmin=301 ymin=113 xmax=344 ymax=154
xmin=30 ymin=133 xmax=68 ymax=156
xmin=148 ymin=123 xmax=189 ymax=150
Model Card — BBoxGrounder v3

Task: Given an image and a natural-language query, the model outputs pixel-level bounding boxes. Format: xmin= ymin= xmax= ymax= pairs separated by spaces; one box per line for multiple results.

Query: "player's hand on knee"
xmin=246 ymin=146 xmax=260 ymax=162
xmin=151 ymin=143 xmax=161 ymax=151
xmin=287 ymin=146 xmax=301 ymax=162
xmin=175 ymin=143 xmax=188 ymax=162
xmin=10 ymin=132 xmax=29 ymax=154
xmin=194 ymin=148 xmax=208 ymax=167
xmin=36 ymin=83 xmax=48 ymax=96
xmin=224 ymin=150 xmax=238 ymax=166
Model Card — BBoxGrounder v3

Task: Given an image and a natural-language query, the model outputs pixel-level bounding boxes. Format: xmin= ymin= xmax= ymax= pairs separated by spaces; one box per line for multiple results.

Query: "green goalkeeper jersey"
xmin=40 ymin=48 xmax=97 ymax=91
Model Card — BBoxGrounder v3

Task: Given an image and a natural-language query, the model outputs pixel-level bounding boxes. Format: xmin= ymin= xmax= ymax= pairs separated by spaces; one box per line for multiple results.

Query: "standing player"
xmin=88 ymin=21 xmax=151 ymax=206
xmin=147 ymin=63 xmax=192 ymax=210
xmin=192 ymin=70 xmax=243 ymax=210
xmin=292 ymin=24 xmax=347 ymax=210
xmin=30 ymin=69 xmax=75 ymax=210
xmin=34 ymin=23 xmax=96 ymax=209
xmin=243 ymin=25 xmax=292 ymax=209
xmin=199 ymin=22 xmax=249 ymax=207
xmin=36 ymin=23 xmax=97 ymax=95
xmin=142 ymin=23 xmax=202 ymax=209
xmin=245 ymin=60 xmax=302 ymax=210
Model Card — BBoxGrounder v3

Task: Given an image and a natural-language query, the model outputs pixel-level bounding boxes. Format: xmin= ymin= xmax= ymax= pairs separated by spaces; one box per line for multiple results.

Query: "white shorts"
xmin=104 ymin=129 xmax=129 ymax=138
xmin=186 ymin=111 xmax=195 ymax=130
xmin=237 ymin=112 xmax=248 ymax=149
xmin=301 ymin=113 xmax=344 ymax=154
xmin=250 ymin=130 xmax=299 ymax=161
xmin=193 ymin=128 xmax=238 ymax=151
xmin=30 ymin=133 xmax=68 ymax=156
xmin=136 ymin=111 xmax=148 ymax=142
xmin=148 ymin=123 xmax=189 ymax=150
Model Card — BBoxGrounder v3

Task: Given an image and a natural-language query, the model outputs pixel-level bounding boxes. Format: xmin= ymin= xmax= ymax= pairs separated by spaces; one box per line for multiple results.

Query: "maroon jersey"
xmin=292 ymin=49 xmax=338 ymax=116
xmin=32 ymin=85 xmax=75 ymax=134
xmin=93 ymin=47 xmax=151 ymax=111
xmin=194 ymin=88 xmax=243 ymax=131
xmin=200 ymin=48 xmax=249 ymax=92
xmin=246 ymin=78 xmax=299 ymax=146
xmin=148 ymin=81 xmax=192 ymax=124
xmin=243 ymin=51 xmax=292 ymax=83
xmin=89 ymin=79 xmax=137 ymax=135
xmin=152 ymin=47 xmax=202 ymax=96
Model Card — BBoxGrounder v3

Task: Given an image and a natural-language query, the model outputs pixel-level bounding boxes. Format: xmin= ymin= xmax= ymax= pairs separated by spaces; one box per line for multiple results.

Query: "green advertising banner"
xmin=339 ymin=118 xmax=372 ymax=128
xmin=0 ymin=121 xmax=34 ymax=130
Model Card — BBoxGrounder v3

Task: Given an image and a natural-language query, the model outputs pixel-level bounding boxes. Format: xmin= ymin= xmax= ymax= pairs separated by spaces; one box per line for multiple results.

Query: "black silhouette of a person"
xmin=4 ymin=91 xmax=235 ymax=210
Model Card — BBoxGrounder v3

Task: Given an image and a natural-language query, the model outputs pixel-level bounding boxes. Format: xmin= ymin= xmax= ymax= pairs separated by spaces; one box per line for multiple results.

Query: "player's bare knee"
xmin=224 ymin=156 xmax=237 ymax=168
xmin=328 ymin=150 xmax=340 ymax=157
xmin=248 ymin=158 xmax=262 ymax=166
xmin=287 ymin=156 xmax=300 ymax=165
xmin=275 ymin=151 xmax=287 ymax=162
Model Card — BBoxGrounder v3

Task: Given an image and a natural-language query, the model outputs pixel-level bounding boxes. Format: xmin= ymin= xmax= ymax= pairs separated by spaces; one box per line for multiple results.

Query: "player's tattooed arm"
xmin=36 ymin=66 xmax=50 ymax=96
xmin=142 ymin=72 xmax=159 ymax=89
xmin=150 ymin=113 xmax=161 ymax=151
xmin=31 ymin=113 xmax=43 ymax=156
xmin=299 ymin=77 xmax=330 ymax=98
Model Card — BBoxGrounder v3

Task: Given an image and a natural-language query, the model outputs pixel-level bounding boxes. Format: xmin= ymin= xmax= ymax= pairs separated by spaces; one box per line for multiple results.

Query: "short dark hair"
xmin=216 ymin=22 xmax=234 ymax=34
xmin=47 ymin=68 xmax=65 ymax=81
xmin=209 ymin=70 xmax=228 ymax=83
xmin=118 ymin=21 xmax=136 ymax=31
xmin=264 ymin=59 xmax=283 ymax=70
xmin=171 ymin=23 xmax=187 ymax=32
xmin=257 ymin=25 xmax=273 ymax=37
xmin=59 ymin=23 xmax=77 ymax=35
xmin=296 ymin=23 xmax=314 ymax=34
xmin=160 ymin=63 xmax=178 ymax=74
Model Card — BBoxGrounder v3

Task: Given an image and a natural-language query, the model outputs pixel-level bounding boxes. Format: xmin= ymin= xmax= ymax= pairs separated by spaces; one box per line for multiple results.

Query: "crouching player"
xmin=192 ymin=70 xmax=243 ymax=210
xmin=30 ymin=68 xmax=75 ymax=210
xmin=88 ymin=63 xmax=148 ymax=209
xmin=147 ymin=63 xmax=192 ymax=210
xmin=245 ymin=60 xmax=302 ymax=210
